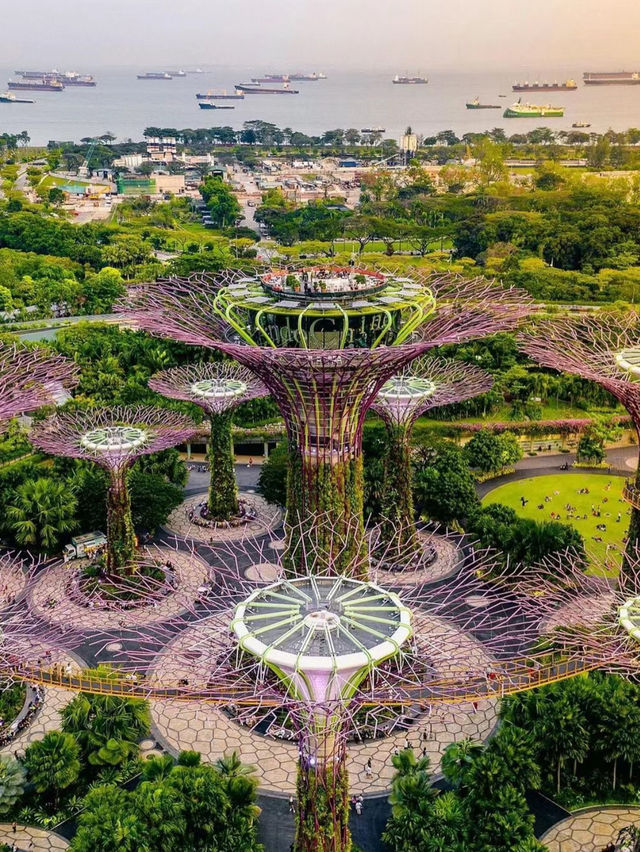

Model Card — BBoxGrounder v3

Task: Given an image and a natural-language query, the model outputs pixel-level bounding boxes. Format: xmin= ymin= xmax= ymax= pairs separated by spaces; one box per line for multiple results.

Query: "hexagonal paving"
xmin=166 ymin=492 xmax=283 ymax=543
xmin=543 ymin=807 xmax=640 ymax=852
xmin=150 ymin=612 xmax=498 ymax=795
xmin=0 ymin=823 xmax=69 ymax=850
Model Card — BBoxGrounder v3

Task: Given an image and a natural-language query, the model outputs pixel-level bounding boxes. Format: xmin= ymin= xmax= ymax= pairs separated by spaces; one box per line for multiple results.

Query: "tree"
xmin=48 ymin=187 xmax=66 ymax=207
xmin=82 ymin=267 xmax=126 ymax=314
xmin=24 ymin=731 xmax=81 ymax=805
xmin=71 ymin=785 xmax=147 ymax=852
xmin=441 ymin=739 xmax=484 ymax=789
xmin=129 ymin=470 xmax=184 ymax=533
xmin=413 ymin=440 xmax=480 ymax=526
xmin=465 ymin=430 xmax=522 ymax=475
xmin=61 ymin=680 xmax=150 ymax=766
xmin=0 ymin=756 xmax=25 ymax=814
xmin=258 ymin=440 xmax=288 ymax=505
xmin=200 ymin=177 xmax=241 ymax=228
xmin=6 ymin=476 xmax=77 ymax=553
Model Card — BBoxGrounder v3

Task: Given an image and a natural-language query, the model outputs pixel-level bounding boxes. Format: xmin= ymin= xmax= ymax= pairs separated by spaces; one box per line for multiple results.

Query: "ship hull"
xmin=466 ymin=103 xmax=500 ymax=109
xmin=504 ymin=107 xmax=564 ymax=117
xmin=0 ymin=95 xmax=34 ymax=103
xmin=7 ymin=81 xmax=62 ymax=91
xmin=236 ymin=84 xmax=298 ymax=94
xmin=513 ymin=84 xmax=577 ymax=91
xmin=198 ymin=103 xmax=235 ymax=109
xmin=584 ymin=78 xmax=640 ymax=85
xmin=196 ymin=92 xmax=244 ymax=99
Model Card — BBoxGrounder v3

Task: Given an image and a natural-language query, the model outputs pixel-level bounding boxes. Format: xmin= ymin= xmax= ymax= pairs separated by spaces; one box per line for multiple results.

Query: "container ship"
xmin=137 ymin=72 xmax=172 ymax=80
xmin=583 ymin=71 xmax=640 ymax=85
xmin=236 ymin=82 xmax=299 ymax=94
xmin=0 ymin=92 xmax=34 ymax=103
xmin=196 ymin=90 xmax=244 ymax=100
xmin=392 ymin=74 xmax=428 ymax=84
xmin=513 ymin=79 xmax=577 ymax=91
xmin=466 ymin=97 xmax=500 ymax=109
xmin=504 ymin=100 xmax=564 ymax=118
xmin=7 ymin=78 xmax=63 ymax=92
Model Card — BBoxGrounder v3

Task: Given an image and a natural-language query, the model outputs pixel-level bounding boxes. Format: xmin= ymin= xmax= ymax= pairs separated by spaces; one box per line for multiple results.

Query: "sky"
xmin=2 ymin=0 xmax=640 ymax=72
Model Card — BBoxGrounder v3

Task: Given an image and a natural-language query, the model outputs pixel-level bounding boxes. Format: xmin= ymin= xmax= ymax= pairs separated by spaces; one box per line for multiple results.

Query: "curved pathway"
xmin=28 ymin=549 xmax=209 ymax=629
xmin=0 ymin=823 xmax=68 ymax=850
xmin=542 ymin=806 xmax=640 ymax=851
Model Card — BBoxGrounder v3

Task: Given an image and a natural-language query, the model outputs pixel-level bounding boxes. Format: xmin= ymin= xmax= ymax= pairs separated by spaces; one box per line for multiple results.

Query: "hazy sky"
xmin=2 ymin=0 xmax=640 ymax=71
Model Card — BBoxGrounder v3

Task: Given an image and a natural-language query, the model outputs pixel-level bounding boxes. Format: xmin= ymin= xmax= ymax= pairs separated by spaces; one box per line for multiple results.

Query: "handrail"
xmin=6 ymin=654 xmax=601 ymax=707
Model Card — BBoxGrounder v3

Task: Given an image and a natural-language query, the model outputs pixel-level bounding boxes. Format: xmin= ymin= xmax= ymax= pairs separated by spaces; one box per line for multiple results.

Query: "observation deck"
xmin=213 ymin=267 xmax=436 ymax=349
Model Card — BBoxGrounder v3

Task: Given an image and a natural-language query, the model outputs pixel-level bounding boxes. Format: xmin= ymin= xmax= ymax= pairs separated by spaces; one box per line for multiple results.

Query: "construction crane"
xmin=78 ymin=138 xmax=98 ymax=178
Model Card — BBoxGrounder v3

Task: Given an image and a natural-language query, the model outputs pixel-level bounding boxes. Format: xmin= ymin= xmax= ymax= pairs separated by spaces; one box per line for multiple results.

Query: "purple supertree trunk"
xmin=30 ymin=406 xmax=198 ymax=574
xmin=371 ymin=355 xmax=493 ymax=559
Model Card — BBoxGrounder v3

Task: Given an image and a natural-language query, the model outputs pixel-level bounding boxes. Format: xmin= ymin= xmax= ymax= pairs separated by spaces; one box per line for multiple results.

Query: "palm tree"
xmin=23 ymin=731 xmax=81 ymax=806
xmin=0 ymin=756 xmax=26 ymax=814
xmin=7 ymin=477 xmax=77 ymax=553
xmin=441 ymin=738 xmax=483 ymax=788
xmin=214 ymin=751 xmax=256 ymax=778
xmin=142 ymin=754 xmax=175 ymax=782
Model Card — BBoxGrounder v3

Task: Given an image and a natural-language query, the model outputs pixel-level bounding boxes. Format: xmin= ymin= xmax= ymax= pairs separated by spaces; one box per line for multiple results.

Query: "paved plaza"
xmin=543 ymin=807 xmax=640 ymax=851
xmin=0 ymin=823 xmax=69 ymax=851
xmin=165 ymin=492 xmax=283 ymax=543
xmin=28 ymin=548 xmax=209 ymax=628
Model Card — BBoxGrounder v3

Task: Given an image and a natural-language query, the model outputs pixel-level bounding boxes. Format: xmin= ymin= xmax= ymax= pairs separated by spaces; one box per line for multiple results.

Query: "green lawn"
xmin=482 ymin=473 xmax=629 ymax=570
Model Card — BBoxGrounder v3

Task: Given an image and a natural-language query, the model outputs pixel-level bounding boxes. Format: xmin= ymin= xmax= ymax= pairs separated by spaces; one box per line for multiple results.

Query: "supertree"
xmin=371 ymin=355 xmax=493 ymax=560
xmin=149 ymin=362 xmax=268 ymax=521
xmin=511 ymin=546 xmax=640 ymax=680
xmin=0 ymin=342 xmax=78 ymax=429
xmin=520 ymin=312 xmax=640 ymax=576
xmin=1 ymin=522 xmax=599 ymax=852
xmin=29 ymin=405 xmax=197 ymax=574
xmin=123 ymin=268 xmax=531 ymax=574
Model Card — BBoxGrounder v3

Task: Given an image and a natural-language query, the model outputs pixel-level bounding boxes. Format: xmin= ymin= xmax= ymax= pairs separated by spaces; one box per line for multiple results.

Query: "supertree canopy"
xmin=30 ymin=405 xmax=197 ymax=574
xmin=149 ymin=362 xmax=268 ymax=521
xmin=521 ymin=312 xmax=640 ymax=573
xmin=0 ymin=342 xmax=78 ymax=428
xmin=371 ymin=355 xmax=493 ymax=560
xmin=123 ymin=268 xmax=531 ymax=574
xmin=0 ymin=523 xmax=595 ymax=852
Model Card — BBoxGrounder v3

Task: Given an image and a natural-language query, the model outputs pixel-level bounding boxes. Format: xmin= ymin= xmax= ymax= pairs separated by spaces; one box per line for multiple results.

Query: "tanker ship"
xmin=7 ymin=78 xmax=64 ymax=91
xmin=196 ymin=90 xmax=245 ymax=100
xmin=584 ymin=71 xmax=640 ymax=85
xmin=236 ymin=81 xmax=299 ymax=94
xmin=392 ymin=74 xmax=428 ymax=84
xmin=504 ymin=100 xmax=564 ymax=117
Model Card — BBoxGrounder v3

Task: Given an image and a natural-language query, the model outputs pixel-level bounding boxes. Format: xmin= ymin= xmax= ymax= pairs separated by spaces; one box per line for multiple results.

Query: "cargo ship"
xmin=584 ymin=71 xmax=640 ymax=85
xmin=0 ymin=92 xmax=34 ymax=103
xmin=7 ymin=78 xmax=63 ymax=92
xmin=572 ymin=121 xmax=591 ymax=128
xmin=236 ymin=81 xmax=299 ymax=94
xmin=392 ymin=74 xmax=428 ymax=84
xmin=251 ymin=74 xmax=290 ymax=83
xmin=15 ymin=69 xmax=96 ymax=86
xmin=513 ymin=79 xmax=577 ymax=91
xmin=504 ymin=100 xmax=564 ymax=118
xmin=289 ymin=72 xmax=324 ymax=81
xmin=361 ymin=127 xmax=386 ymax=133
xmin=466 ymin=97 xmax=501 ymax=109
xmin=137 ymin=72 xmax=172 ymax=80
xmin=198 ymin=102 xmax=235 ymax=110
xmin=167 ymin=70 xmax=187 ymax=77
xmin=196 ymin=90 xmax=244 ymax=100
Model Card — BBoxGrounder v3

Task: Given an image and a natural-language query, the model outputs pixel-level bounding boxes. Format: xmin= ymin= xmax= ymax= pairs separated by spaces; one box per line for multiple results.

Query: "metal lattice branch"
xmin=149 ymin=361 xmax=268 ymax=416
xmin=371 ymin=355 xmax=494 ymax=428
xmin=30 ymin=405 xmax=198 ymax=471
xmin=520 ymin=312 xmax=640 ymax=420
xmin=0 ymin=342 xmax=78 ymax=427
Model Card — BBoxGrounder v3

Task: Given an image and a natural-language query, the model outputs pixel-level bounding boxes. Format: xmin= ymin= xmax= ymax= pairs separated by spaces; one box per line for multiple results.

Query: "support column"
xmin=378 ymin=422 xmax=421 ymax=561
xmin=294 ymin=727 xmax=350 ymax=852
xmin=106 ymin=466 xmax=136 ymax=575
xmin=207 ymin=412 xmax=239 ymax=521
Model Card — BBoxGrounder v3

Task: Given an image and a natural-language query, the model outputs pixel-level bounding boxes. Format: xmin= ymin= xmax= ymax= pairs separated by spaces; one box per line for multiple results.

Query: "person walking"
xmin=365 ymin=757 xmax=372 ymax=778
xmin=288 ymin=794 xmax=295 ymax=814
